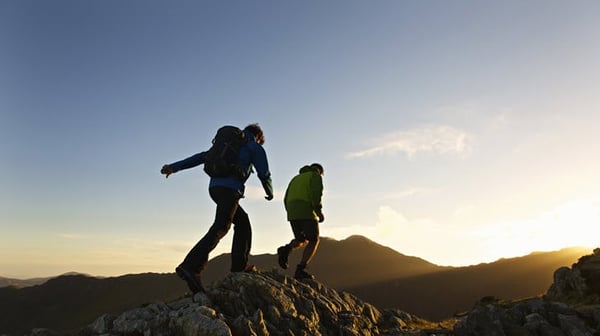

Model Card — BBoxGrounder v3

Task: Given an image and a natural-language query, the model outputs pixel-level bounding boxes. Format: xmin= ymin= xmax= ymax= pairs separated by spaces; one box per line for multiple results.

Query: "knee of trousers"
xmin=208 ymin=222 xmax=232 ymax=239
xmin=234 ymin=212 xmax=250 ymax=227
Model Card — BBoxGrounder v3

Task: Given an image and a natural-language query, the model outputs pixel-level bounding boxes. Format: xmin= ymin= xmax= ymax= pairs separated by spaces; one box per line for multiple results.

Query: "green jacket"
xmin=284 ymin=165 xmax=323 ymax=221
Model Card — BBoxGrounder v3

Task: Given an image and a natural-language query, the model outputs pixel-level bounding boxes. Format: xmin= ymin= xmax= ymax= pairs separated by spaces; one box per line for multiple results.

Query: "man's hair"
xmin=244 ymin=123 xmax=264 ymax=144
xmin=310 ymin=163 xmax=324 ymax=175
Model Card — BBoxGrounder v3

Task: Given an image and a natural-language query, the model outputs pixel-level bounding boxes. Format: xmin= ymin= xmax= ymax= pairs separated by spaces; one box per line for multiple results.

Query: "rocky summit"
xmin=78 ymin=270 xmax=450 ymax=336
xmin=25 ymin=249 xmax=600 ymax=336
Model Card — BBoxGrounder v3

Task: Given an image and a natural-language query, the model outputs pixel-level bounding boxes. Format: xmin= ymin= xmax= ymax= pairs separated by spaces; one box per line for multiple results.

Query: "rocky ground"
xmin=78 ymin=270 xmax=452 ymax=336
xmin=455 ymin=248 xmax=600 ymax=336
xmin=24 ymin=249 xmax=600 ymax=336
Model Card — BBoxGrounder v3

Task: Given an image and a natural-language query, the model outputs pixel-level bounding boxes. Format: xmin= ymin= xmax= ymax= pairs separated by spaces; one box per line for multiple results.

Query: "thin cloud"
xmin=377 ymin=187 xmax=440 ymax=200
xmin=322 ymin=205 xmax=451 ymax=262
xmin=346 ymin=125 xmax=472 ymax=159
xmin=58 ymin=233 xmax=88 ymax=240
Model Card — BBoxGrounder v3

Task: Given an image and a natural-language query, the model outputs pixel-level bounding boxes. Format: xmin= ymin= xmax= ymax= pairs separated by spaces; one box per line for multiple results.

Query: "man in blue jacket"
xmin=161 ymin=123 xmax=274 ymax=293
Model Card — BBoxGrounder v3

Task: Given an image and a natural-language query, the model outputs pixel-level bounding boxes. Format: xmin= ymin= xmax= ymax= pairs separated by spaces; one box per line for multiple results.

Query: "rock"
xmin=87 ymin=313 xmax=115 ymax=334
xmin=454 ymin=254 xmax=600 ymax=336
xmin=453 ymin=302 xmax=507 ymax=336
xmin=28 ymin=329 xmax=60 ymax=336
xmin=77 ymin=270 xmax=400 ymax=336
xmin=547 ymin=248 xmax=600 ymax=304
xmin=556 ymin=313 xmax=594 ymax=336
xmin=547 ymin=267 xmax=587 ymax=301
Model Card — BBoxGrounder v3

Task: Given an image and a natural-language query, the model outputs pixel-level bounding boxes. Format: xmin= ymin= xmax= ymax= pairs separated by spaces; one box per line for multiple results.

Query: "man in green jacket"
xmin=277 ymin=163 xmax=324 ymax=279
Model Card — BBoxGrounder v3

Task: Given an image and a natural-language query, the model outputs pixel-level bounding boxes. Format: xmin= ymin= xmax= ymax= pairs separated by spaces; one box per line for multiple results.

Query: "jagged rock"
xmin=453 ymin=301 xmax=506 ymax=336
xmin=455 ymin=285 xmax=600 ymax=335
xmin=547 ymin=248 xmax=600 ymax=304
xmin=79 ymin=270 xmax=430 ymax=336
xmin=547 ymin=267 xmax=587 ymax=301
xmin=454 ymin=248 xmax=600 ymax=335
xmin=87 ymin=313 xmax=115 ymax=334
xmin=209 ymin=271 xmax=381 ymax=335
xmin=81 ymin=298 xmax=231 ymax=336
xmin=27 ymin=329 xmax=60 ymax=336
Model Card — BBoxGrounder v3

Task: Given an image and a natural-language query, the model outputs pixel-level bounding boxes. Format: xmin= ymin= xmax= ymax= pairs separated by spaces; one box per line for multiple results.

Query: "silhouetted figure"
xmin=277 ymin=163 xmax=324 ymax=279
xmin=161 ymin=123 xmax=273 ymax=293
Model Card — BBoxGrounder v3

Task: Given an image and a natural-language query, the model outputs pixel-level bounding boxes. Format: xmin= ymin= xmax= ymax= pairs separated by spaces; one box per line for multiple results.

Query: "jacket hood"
xmin=299 ymin=165 xmax=314 ymax=174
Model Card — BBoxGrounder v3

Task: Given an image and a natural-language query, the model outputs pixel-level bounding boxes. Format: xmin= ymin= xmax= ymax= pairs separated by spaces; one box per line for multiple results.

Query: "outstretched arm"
xmin=160 ymin=152 xmax=206 ymax=178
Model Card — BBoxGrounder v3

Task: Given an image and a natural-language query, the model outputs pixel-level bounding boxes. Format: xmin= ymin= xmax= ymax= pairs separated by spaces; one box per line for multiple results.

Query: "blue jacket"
xmin=168 ymin=130 xmax=273 ymax=197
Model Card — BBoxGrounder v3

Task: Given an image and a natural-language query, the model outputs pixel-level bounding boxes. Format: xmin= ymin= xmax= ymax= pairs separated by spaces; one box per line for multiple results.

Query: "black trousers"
xmin=181 ymin=186 xmax=251 ymax=273
xmin=290 ymin=219 xmax=319 ymax=242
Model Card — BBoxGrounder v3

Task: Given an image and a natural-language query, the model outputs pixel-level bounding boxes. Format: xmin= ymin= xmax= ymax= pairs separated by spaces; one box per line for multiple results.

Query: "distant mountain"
xmin=0 ymin=272 xmax=187 ymax=335
xmin=346 ymin=246 xmax=591 ymax=320
xmin=0 ymin=276 xmax=50 ymax=289
xmin=203 ymin=235 xmax=447 ymax=289
xmin=0 ymin=272 xmax=91 ymax=289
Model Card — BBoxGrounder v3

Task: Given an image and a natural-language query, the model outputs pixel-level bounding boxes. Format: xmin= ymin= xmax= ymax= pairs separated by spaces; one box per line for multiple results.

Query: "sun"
xmin=466 ymin=197 xmax=600 ymax=265
xmin=539 ymin=198 xmax=600 ymax=249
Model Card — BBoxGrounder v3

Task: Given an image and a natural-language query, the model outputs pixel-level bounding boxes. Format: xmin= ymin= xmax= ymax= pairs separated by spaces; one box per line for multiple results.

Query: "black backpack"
xmin=203 ymin=126 xmax=247 ymax=180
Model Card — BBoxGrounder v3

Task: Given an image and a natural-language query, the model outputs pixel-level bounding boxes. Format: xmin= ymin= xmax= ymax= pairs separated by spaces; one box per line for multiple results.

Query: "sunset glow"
xmin=3 ymin=1 xmax=600 ymax=278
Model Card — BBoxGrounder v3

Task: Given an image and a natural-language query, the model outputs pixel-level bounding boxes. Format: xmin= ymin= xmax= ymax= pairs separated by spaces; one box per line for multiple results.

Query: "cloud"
xmin=322 ymin=205 xmax=443 ymax=258
xmin=323 ymin=198 xmax=600 ymax=267
xmin=346 ymin=125 xmax=472 ymax=159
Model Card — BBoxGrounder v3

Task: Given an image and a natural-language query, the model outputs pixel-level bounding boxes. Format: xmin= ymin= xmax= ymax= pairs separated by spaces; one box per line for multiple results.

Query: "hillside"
xmin=0 ymin=276 xmax=51 ymax=289
xmin=203 ymin=235 xmax=446 ymax=289
xmin=78 ymin=249 xmax=600 ymax=336
xmin=48 ymin=250 xmax=600 ymax=335
xmin=0 ymin=237 xmax=591 ymax=334
xmin=347 ymin=247 xmax=591 ymax=320
xmin=0 ymin=273 xmax=187 ymax=335
xmin=0 ymin=272 xmax=92 ymax=289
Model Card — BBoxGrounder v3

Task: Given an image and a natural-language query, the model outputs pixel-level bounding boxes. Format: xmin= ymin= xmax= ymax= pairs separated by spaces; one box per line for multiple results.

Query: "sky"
xmin=2 ymin=1 xmax=600 ymax=279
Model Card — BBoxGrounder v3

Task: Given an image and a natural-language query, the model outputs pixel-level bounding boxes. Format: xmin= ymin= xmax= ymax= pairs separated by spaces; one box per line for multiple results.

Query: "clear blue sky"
xmin=2 ymin=0 xmax=600 ymax=278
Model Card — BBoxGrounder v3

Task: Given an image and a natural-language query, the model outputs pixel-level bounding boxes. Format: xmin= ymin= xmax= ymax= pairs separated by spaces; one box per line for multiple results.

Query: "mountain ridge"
xmin=1 ymin=236 xmax=588 ymax=286
xmin=0 ymin=236 xmax=591 ymax=334
xmin=33 ymin=249 xmax=600 ymax=336
xmin=0 ymin=272 xmax=93 ymax=289
xmin=346 ymin=246 xmax=590 ymax=320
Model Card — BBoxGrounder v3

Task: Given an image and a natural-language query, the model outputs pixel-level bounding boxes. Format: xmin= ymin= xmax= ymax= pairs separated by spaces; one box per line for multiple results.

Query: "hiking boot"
xmin=294 ymin=268 xmax=315 ymax=280
xmin=176 ymin=266 xmax=205 ymax=294
xmin=277 ymin=246 xmax=290 ymax=269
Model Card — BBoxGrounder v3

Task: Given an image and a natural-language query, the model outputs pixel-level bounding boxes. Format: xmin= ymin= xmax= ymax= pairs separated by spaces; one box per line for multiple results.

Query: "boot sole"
xmin=176 ymin=267 xmax=204 ymax=293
